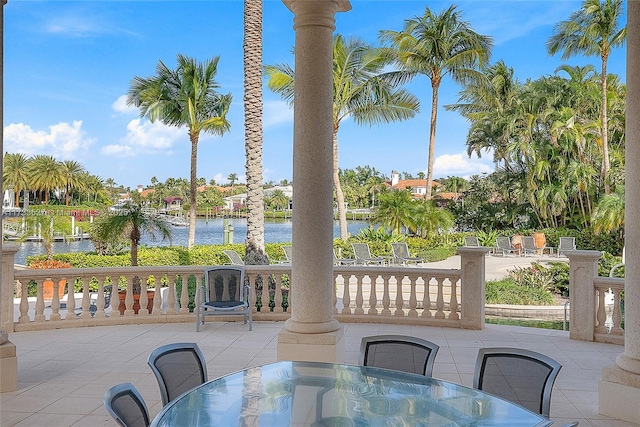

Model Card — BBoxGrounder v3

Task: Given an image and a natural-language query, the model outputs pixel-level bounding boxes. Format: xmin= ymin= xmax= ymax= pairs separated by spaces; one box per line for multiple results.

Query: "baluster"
xmin=449 ymin=277 xmax=460 ymax=320
xmin=333 ymin=273 xmax=341 ymax=314
xmin=595 ymin=286 xmax=607 ymax=333
xmin=168 ymin=277 xmax=177 ymax=315
xmin=124 ymin=275 xmax=135 ymax=316
xmin=381 ymin=275 xmax=391 ymax=316
xmin=50 ymin=277 xmax=62 ymax=321
xmin=611 ymin=288 xmax=624 ymax=335
xmin=152 ymin=276 xmax=162 ymax=316
xmin=180 ymin=275 xmax=191 ymax=315
xmin=407 ymin=275 xmax=418 ymax=318
xmin=274 ymin=275 xmax=284 ymax=314
xmin=341 ymin=274 xmax=355 ymax=315
xmin=94 ymin=279 xmax=107 ymax=319
xmin=65 ymin=278 xmax=77 ymax=321
xmin=18 ymin=280 xmax=30 ymax=322
xmin=354 ymin=273 xmax=365 ymax=315
xmin=368 ymin=274 xmax=378 ymax=315
xmin=435 ymin=277 xmax=445 ymax=319
xmin=78 ymin=278 xmax=91 ymax=320
xmin=35 ymin=278 xmax=46 ymax=322
xmin=137 ymin=274 xmax=150 ymax=316
xmin=394 ymin=275 xmax=404 ymax=317
xmin=420 ymin=275 xmax=432 ymax=319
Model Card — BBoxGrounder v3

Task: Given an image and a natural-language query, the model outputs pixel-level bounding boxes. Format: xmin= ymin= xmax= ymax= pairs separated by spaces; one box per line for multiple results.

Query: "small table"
xmin=151 ymin=361 xmax=551 ymax=426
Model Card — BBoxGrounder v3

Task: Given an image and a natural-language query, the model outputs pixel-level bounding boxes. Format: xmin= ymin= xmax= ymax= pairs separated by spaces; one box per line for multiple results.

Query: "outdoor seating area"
xmin=1 ymin=321 xmax=628 ymax=426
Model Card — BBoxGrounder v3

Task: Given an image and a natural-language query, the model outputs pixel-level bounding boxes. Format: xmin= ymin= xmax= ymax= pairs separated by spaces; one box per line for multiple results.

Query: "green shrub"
xmin=485 ymin=278 xmax=555 ymax=305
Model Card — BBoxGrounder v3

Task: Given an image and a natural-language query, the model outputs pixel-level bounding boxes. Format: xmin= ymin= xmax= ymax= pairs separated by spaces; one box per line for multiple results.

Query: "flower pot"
xmin=118 ymin=290 xmax=155 ymax=315
xmin=43 ymin=279 xmax=66 ymax=300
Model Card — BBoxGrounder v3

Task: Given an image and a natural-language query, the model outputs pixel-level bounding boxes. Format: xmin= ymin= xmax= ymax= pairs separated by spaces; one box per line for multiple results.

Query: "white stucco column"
xmin=599 ymin=2 xmax=640 ymax=422
xmin=277 ymin=0 xmax=351 ymax=362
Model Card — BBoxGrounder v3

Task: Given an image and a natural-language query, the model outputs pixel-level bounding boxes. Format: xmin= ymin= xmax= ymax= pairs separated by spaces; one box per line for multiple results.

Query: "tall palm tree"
xmin=243 ymin=0 xmax=267 ymax=262
xmin=28 ymin=155 xmax=64 ymax=205
xmin=127 ymin=54 xmax=232 ymax=248
xmin=227 ymin=173 xmax=238 ymax=193
xmin=60 ymin=160 xmax=86 ymax=206
xmin=371 ymin=190 xmax=415 ymax=236
xmin=3 ymin=152 xmax=30 ymax=207
xmin=547 ymin=0 xmax=626 ymax=194
xmin=380 ymin=5 xmax=492 ymax=200
xmin=265 ymin=35 xmax=420 ymax=240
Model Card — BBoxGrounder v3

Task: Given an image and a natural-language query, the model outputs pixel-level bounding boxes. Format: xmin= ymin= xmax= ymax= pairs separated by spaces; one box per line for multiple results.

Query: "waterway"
xmin=11 ymin=218 xmax=371 ymax=266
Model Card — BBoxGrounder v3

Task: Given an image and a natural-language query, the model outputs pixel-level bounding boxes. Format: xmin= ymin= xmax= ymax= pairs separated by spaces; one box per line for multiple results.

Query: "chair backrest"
xmin=473 ymin=347 xmax=562 ymax=417
xmin=522 ymin=236 xmax=537 ymax=250
xmin=147 ymin=343 xmax=208 ymax=406
xmin=391 ymin=242 xmax=410 ymax=259
xmin=351 ymin=243 xmax=373 ymax=260
xmin=464 ymin=236 xmax=480 ymax=247
xmin=559 ymin=237 xmax=576 ymax=250
xmin=204 ymin=266 xmax=246 ymax=306
xmin=104 ymin=382 xmax=150 ymax=427
xmin=89 ymin=284 xmax=112 ymax=314
xmin=360 ymin=335 xmax=440 ymax=377
xmin=496 ymin=236 xmax=512 ymax=249
xmin=282 ymin=246 xmax=292 ymax=262
xmin=223 ymin=249 xmax=245 ymax=265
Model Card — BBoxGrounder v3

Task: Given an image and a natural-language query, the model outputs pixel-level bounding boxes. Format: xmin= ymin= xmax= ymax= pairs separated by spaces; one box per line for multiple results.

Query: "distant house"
xmin=223 ymin=185 xmax=293 ymax=211
xmin=164 ymin=196 xmax=183 ymax=211
xmin=390 ymin=171 xmax=444 ymax=198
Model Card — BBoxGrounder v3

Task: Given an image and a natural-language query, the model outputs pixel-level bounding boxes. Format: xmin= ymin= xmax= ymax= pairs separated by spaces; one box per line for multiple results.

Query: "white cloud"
xmin=101 ymin=144 xmax=135 ymax=157
xmin=263 ymin=100 xmax=293 ymax=128
xmin=102 ymin=119 xmax=184 ymax=157
xmin=111 ymin=95 xmax=138 ymax=115
xmin=433 ymin=151 xmax=494 ymax=179
xmin=3 ymin=121 xmax=94 ymax=158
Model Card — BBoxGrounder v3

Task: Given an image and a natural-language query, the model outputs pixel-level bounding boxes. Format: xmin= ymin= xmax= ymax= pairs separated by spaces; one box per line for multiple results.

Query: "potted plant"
xmin=90 ymin=200 xmax=173 ymax=314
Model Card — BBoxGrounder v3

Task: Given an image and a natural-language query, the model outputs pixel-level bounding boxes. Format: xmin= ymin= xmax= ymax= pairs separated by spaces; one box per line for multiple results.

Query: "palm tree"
xmin=265 ymin=35 xmax=420 ymax=240
xmin=127 ymin=54 xmax=232 ymax=248
xmin=28 ymin=155 xmax=64 ymax=205
xmin=60 ymin=160 xmax=86 ymax=206
xmin=227 ymin=173 xmax=238 ymax=193
xmin=91 ymin=201 xmax=173 ymax=292
xmin=592 ymin=185 xmax=624 ymax=234
xmin=547 ymin=0 xmax=626 ymax=194
xmin=411 ymin=200 xmax=454 ymax=238
xmin=371 ymin=190 xmax=415 ymax=235
xmin=3 ymin=152 xmax=30 ymax=207
xmin=243 ymin=0 xmax=267 ymax=263
xmin=380 ymin=5 xmax=492 ymax=200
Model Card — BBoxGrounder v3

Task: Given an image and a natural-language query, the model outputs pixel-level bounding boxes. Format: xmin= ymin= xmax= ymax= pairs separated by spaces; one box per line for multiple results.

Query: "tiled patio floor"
xmin=0 ymin=321 xmax=637 ymax=426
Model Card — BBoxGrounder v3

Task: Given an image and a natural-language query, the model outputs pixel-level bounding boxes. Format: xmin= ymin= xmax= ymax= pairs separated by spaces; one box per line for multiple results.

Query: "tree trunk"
xmin=244 ymin=0 xmax=266 ymax=257
xmin=601 ymin=53 xmax=611 ymax=194
xmin=188 ymin=132 xmax=199 ymax=248
xmin=334 ymin=130 xmax=348 ymax=240
xmin=426 ymin=78 xmax=440 ymax=201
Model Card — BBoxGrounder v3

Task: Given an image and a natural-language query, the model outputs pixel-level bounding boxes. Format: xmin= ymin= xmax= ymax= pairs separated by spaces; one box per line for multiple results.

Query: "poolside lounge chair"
xmin=390 ymin=242 xmax=423 ymax=266
xmin=521 ymin=236 xmax=540 ymax=257
xmin=464 ymin=236 xmax=480 ymax=247
xmin=223 ymin=249 xmax=244 ymax=265
xmin=278 ymin=245 xmax=292 ymax=264
xmin=495 ymin=236 xmax=520 ymax=257
xmin=333 ymin=249 xmax=356 ymax=266
xmin=557 ymin=237 xmax=576 ymax=257
xmin=351 ymin=243 xmax=385 ymax=266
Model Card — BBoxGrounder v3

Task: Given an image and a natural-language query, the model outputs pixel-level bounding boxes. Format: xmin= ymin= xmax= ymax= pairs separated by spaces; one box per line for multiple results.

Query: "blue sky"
xmin=3 ymin=1 xmax=627 ymax=190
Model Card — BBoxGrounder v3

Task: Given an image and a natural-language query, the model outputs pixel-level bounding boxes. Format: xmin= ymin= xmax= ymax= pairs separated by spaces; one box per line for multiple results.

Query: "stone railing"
xmin=567 ymin=250 xmax=624 ymax=345
xmin=1 ymin=246 xmax=489 ymax=332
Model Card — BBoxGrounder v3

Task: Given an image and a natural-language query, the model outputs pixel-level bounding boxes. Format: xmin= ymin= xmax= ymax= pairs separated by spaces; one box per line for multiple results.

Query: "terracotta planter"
xmin=511 ymin=235 xmax=523 ymax=254
xmin=118 ymin=290 xmax=155 ymax=315
xmin=43 ymin=279 xmax=66 ymax=300
xmin=533 ymin=232 xmax=546 ymax=249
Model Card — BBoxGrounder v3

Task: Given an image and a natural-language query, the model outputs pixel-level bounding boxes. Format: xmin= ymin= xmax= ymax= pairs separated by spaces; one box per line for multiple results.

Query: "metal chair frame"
xmin=104 ymin=382 xmax=150 ymax=427
xmin=196 ymin=266 xmax=252 ymax=331
xmin=360 ymin=334 xmax=440 ymax=377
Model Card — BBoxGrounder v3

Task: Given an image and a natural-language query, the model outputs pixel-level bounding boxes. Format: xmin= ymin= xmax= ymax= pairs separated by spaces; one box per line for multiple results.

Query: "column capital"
xmin=283 ymin=0 xmax=351 ymax=29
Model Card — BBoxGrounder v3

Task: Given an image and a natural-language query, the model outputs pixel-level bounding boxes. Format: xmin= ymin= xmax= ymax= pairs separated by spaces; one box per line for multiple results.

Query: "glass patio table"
xmin=150 ymin=361 xmax=552 ymax=426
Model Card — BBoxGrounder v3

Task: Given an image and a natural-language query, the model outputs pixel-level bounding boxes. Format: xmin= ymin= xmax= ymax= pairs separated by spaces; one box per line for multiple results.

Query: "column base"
xmin=277 ymin=326 xmax=345 ymax=362
xmin=599 ymin=364 xmax=640 ymax=423
xmin=0 ymin=340 xmax=17 ymax=392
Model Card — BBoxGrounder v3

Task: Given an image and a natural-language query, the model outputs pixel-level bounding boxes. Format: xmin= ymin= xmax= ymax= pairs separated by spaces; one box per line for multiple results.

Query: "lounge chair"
xmin=333 ymin=249 xmax=356 ymax=266
xmin=351 ymin=243 xmax=385 ymax=266
xmin=495 ymin=236 xmax=520 ymax=257
xmin=521 ymin=236 xmax=540 ymax=257
xmin=463 ymin=236 xmax=480 ymax=247
xmin=223 ymin=249 xmax=244 ymax=265
xmin=278 ymin=245 xmax=292 ymax=264
xmin=557 ymin=237 xmax=576 ymax=257
xmin=390 ymin=242 xmax=423 ymax=266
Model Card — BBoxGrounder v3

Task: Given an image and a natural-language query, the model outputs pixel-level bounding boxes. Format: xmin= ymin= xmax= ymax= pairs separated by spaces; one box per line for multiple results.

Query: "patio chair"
xmin=495 ymin=236 xmax=520 ymax=257
xmin=277 ymin=245 xmax=292 ymax=264
xmin=360 ymin=335 xmax=440 ymax=376
xmin=104 ymin=382 xmax=150 ymax=427
xmin=473 ymin=347 xmax=562 ymax=418
xmin=464 ymin=236 xmax=480 ymax=247
xmin=147 ymin=342 xmax=208 ymax=407
xmin=333 ymin=249 xmax=356 ymax=266
xmin=196 ymin=266 xmax=252 ymax=331
xmin=557 ymin=237 xmax=576 ymax=257
xmin=351 ymin=243 xmax=385 ymax=266
xmin=223 ymin=249 xmax=244 ymax=265
xmin=609 ymin=246 xmax=625 ymax=277
xmin=521 ymin=236 xmax=540 ymax=257
xmin=390 ymin=242 xmax=423 ymax=266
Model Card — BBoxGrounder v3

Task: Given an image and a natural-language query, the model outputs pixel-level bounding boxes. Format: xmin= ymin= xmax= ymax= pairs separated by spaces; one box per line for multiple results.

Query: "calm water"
xmin=12 ymin=218 xmax=370 ymax=265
